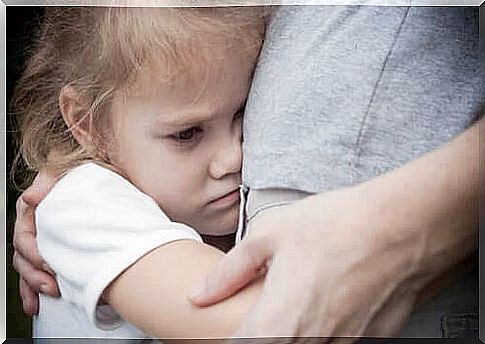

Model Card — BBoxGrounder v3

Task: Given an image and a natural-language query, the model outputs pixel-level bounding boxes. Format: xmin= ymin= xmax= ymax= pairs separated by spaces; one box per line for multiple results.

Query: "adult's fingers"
xmin=189 ymin=236 xmax=273 ymax=306
xmin=20 ymin=277 xmax=39 ymax=316
xmin=13 ymin=198 xmax=47 ymax=271
xmin=22 ymin=170 xmax=58 ymax=207
xmin=14 ymin=196 xmax=46 ymax=269
xmin=229 ymin=250 xmax=314 ymax=339
xmin=228 ymin=251 xmax=339 ymax=342
xmin=13 ymin=251 xmax=60 ymax=297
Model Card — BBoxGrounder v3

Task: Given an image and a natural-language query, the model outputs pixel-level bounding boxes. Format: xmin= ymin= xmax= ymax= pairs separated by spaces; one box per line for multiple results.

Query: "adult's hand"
xmin=12 ymin=170 xmax=60 ymax=315
xmin=189 ymin=120 xmax=479 ymax=341
xmin=191 ymin=188 xmax=421 ymax=342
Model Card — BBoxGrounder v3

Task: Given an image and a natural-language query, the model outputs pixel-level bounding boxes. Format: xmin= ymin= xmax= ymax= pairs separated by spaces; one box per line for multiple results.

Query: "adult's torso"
xmin=241 ymin=6 xmax=480 ymax=338
xmin=243 ymin=6 xmax=481 ymax=192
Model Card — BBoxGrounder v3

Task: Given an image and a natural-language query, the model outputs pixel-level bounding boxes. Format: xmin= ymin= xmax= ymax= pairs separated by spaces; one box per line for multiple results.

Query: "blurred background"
xmin=6 ymin=6 xmax=44 ymax=338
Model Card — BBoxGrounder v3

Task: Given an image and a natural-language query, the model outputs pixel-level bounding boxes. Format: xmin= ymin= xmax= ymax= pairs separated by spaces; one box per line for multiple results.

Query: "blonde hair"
xmin=12 ymin=6 xmax=267 ymax=186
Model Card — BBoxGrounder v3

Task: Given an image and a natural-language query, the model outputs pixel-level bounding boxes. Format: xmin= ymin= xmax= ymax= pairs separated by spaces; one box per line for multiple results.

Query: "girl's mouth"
xmin=208 ymin=188 xmax=240 ymax=208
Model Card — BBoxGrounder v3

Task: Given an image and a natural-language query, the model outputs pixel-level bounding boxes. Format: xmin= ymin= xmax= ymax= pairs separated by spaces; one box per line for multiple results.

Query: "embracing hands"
xmin=14 ymin=171 xmax=421 ymax=342
xmin=189 ymin=184 xmax=423 ymax=342
xmin=12 ymin=171 xmax=60 ymax=315
xmin=13 ymin=122 xmax=478 ymax=342
xmin=187 ymin=121 xmax=479 ymax=342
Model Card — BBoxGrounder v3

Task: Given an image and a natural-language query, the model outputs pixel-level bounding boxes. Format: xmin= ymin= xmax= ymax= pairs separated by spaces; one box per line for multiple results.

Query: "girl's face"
xmin=108 ymin=50 xmax=254 ymax=235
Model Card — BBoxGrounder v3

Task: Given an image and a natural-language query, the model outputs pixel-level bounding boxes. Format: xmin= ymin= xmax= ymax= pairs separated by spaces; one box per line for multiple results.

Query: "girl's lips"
xmin=208 ymin=189 xmax=240 ymax=208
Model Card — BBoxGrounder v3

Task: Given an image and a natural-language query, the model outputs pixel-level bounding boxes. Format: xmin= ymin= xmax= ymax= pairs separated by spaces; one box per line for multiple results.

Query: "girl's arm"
xmin=30 ymin=163 xmax=260 ymax=340
xmin=103 ymin=239 xmax=262 ymax=339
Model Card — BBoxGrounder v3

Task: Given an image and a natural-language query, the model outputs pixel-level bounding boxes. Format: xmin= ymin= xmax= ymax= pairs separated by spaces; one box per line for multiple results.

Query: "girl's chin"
xmin=195 ymin=209 xmax=239 ymax=236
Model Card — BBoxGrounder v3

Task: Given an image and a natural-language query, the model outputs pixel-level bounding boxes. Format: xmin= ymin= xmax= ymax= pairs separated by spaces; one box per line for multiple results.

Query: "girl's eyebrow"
xmin=155 ymin=99 xmax=247 ymax=129
xmin=154 ymin=110 xmax=215 ymax=129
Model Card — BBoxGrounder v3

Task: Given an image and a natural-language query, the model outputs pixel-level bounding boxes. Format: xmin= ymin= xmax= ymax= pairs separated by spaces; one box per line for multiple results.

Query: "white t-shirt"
xmin=33 ymin=163 xmax=203 ymax=341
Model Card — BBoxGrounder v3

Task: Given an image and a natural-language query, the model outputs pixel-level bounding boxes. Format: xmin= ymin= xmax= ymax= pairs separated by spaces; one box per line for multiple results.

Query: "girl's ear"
xmin=59 ymin=85 xmax=93 ymax=151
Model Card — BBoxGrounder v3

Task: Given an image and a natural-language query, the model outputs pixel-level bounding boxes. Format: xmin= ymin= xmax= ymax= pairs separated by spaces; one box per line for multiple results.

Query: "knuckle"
xmin=30 ymin=255 xmax=44 ymax=271
xmin=33 ymin=256 xmax=45 ymax=270
xmin=15 ymin=195 xmax=24 ymax=213
xmin=12 ymin=229 xmax=25 ymax=251
xmin=12 ymin=252 xmax=19 ymax=271
xmin=12 ymin=233 xmax=18 ymax=249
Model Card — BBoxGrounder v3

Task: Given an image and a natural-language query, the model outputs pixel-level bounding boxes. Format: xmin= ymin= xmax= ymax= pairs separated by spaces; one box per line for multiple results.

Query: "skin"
xmin=102 ymin=240 xmax=263 ymax=339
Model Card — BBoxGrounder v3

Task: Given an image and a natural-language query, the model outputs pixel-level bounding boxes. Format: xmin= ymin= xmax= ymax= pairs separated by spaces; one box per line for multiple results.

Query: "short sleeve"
xmin=36 ymin=163 xmax=203 ymax=330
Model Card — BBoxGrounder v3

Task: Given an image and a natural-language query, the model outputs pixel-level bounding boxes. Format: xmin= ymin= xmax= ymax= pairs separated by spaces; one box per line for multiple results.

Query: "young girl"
xmin=13 ymin=7 xmax=267 ymax=341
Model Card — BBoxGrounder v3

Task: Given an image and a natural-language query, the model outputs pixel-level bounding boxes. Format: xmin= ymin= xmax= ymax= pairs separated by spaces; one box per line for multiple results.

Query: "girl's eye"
xmin=171 ymin=127 xmax=203 ymax=143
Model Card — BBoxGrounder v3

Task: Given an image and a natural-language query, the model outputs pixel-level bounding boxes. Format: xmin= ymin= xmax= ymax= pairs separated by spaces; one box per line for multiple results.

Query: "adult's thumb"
xmin=189 ymin=237 xmax=273 ymax=307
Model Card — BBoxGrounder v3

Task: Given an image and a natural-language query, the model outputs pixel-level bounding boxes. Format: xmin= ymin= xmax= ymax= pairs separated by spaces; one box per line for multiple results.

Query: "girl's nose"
xmin=209 ymin=134 xmax=242 ymax=179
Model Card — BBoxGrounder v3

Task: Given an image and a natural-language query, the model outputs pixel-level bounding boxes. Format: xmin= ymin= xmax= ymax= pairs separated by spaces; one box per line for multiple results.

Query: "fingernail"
xmin=39 ymin=284 xmax=50 ymax=295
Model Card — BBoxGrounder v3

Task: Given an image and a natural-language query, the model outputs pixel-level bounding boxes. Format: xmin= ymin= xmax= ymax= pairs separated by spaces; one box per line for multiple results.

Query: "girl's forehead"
xmin=104 ymin=7 xmax=263 ymax=114
xmin=112 ymin=49 xmax=252 ymax=125
xmin=125 ymin=45 xmax=251 ymax=101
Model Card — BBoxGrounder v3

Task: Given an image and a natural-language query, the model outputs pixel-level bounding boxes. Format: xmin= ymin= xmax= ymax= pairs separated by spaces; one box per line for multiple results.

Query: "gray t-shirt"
xmin=242 ymin=6 xmax=481 ymax=338
xmin=243 ymin=6 xmax=481 ymax=193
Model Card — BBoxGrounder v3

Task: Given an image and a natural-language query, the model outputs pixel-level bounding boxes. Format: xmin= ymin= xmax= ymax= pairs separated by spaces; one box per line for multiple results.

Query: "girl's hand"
xmin=12 ymin=171 xmax=60 ymax=315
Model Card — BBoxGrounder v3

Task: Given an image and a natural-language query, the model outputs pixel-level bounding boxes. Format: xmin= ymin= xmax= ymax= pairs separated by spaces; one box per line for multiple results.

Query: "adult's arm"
xmin=189 ymin=117 xmax=480 ymax=339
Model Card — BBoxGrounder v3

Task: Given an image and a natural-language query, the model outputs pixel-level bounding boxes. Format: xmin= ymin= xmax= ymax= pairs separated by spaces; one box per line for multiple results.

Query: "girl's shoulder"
xmin=55 ymin=162 xmax=129 ymax=192
xmin=37 ymin=162 xmax=167 ymax=222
